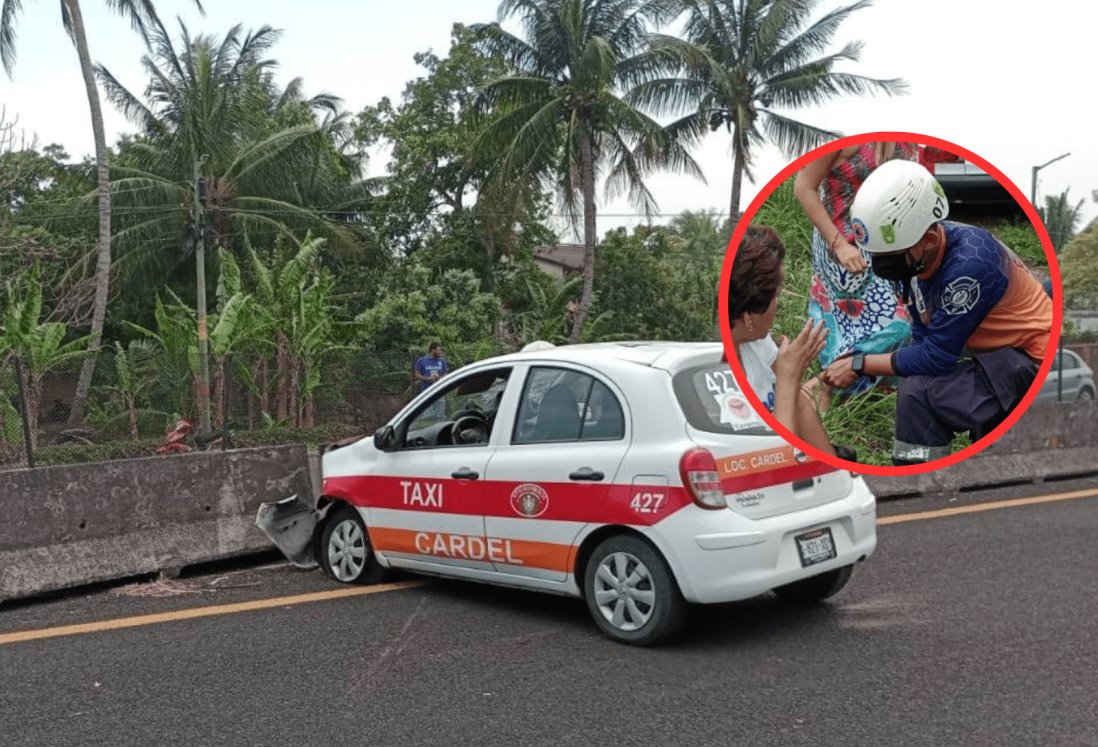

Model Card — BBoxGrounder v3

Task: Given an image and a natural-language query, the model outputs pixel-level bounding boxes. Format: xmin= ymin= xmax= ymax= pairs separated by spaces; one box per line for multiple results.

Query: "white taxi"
xmin=258 ymin=342 xmax=877 ymax=645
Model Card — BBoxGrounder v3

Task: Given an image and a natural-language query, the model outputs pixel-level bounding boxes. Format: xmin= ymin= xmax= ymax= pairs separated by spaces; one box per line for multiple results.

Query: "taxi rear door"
xmin=481 ymin=364 xmax=631 ymax=583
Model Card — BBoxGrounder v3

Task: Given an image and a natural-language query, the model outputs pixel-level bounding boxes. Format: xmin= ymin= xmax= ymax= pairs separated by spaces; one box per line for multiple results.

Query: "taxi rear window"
xmin=672 ymin=364 xmax=774 ymax=436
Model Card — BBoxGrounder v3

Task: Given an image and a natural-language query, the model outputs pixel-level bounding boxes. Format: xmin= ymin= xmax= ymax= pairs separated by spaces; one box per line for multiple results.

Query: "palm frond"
xmin=759 ymin=108 xmax=842 ymax=159
xmin=1 ymin=0 xmax=25 ymax=75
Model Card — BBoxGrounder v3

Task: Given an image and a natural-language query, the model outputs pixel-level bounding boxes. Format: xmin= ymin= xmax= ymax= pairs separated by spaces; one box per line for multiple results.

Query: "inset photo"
xmin=719 ymin=133 xmax=1062 ymax=476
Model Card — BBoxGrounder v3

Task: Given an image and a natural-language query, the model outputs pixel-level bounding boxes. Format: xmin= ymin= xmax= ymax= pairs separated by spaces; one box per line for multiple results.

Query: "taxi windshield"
xmin=672 ymin=363 xmax=774 ymax=436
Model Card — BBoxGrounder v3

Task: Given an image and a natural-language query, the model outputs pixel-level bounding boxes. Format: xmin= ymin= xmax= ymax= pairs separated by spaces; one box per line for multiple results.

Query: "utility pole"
xmin=1030 ymin=152 xmax=1070 ymax=404
xmin=194 ymin=156 xmax=212 ymax=436
xmin=1031 ymin=152 xmax=1070 ymax=212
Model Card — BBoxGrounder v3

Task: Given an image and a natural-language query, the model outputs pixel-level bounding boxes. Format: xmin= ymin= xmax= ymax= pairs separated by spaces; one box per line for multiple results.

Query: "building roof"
xmin=533 ymin=244 xmax=586 ymax=272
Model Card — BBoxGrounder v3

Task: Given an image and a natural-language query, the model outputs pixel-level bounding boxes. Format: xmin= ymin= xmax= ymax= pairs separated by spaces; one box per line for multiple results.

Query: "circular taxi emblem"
xmin=510 ymin=483 xmax=549 ymax=518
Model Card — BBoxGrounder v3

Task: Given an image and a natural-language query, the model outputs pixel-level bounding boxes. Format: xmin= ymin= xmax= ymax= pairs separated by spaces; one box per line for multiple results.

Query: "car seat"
xmin=530 ymin=383 xmax=582 ymax=441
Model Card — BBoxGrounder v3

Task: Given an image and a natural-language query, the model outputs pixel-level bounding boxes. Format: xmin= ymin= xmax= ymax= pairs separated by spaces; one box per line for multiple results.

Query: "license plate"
xmin=795 ymin=527 xmax=836 ymax=567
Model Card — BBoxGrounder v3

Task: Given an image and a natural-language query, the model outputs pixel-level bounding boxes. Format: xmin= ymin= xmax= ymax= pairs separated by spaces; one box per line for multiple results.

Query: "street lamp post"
xmin=1031 ymin=152 xmax=1070 ymax=403
xmin=1031 ymin=152 xmax=1070 ymax=212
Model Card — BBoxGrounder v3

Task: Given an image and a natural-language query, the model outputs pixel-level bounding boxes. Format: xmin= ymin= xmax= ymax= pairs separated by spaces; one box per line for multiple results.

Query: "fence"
xmin=0 ymin=347 xmax=433 ymax=470
xmin=3 ymin=340 xmax=1093 ymax=471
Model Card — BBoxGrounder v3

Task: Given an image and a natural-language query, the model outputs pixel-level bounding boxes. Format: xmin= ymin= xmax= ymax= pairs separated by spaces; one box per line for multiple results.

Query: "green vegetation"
xmin=6 ymin=1 xmax=1084 ymax=469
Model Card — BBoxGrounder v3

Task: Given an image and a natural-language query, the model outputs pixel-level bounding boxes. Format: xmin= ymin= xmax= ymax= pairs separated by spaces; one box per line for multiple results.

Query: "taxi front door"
xmin=363 ymin=368 xmax=511 ymax=574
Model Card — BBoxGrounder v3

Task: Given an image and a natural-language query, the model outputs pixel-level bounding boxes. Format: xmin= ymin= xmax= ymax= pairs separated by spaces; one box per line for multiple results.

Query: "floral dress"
xmin=807 ymin=143 xmax=915 ymax=394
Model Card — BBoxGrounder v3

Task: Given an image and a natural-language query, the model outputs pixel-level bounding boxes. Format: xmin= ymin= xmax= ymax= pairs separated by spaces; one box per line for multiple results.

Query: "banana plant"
xmin=245 ymin=233 xmax=338 ymax=427
xmin=516 ymin=275 xmax=631 ymax=345
xmin=208 ymin=248 xmax=261 ymax=428
xmin=2 ymin=266 xmax=90 ymax=448
xmin=518 ymin=275 xmax=583 ymax=345
xmin=0 ymin=338 xmax=18 ymax=455
xmin=98 ymin=339 xmax=159 ymax=439
xmin=123 ymin=293 xmax=199 ymax=418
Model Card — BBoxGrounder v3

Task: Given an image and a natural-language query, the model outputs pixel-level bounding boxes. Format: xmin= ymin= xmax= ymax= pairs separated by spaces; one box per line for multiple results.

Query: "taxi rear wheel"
xmin=772 ymin=565 xmax=853 ymax=605
xmin=318 ymin=505 xmax=384 ymax=585
xmin=583 ymin=535 xmax=687 ymax=646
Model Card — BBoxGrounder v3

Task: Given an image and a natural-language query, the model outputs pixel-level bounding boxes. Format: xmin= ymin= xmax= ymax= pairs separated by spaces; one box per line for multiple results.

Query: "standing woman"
xmin=794 ymin=142 xmax=917 ymax=402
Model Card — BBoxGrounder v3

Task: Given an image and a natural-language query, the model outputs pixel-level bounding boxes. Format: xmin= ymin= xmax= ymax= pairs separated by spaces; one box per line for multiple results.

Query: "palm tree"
xmin=625 ymin=0 xmax=905 ymax=221
xmin=95 ymin=17 xmax=373 ymax=288
xmin=1 ymin=0 xmax=204 ymax=428
xmin=1040 ymin=188 xmax=1085 ymax=253
xmin=472 ymin=0 xmax=703 ymax=342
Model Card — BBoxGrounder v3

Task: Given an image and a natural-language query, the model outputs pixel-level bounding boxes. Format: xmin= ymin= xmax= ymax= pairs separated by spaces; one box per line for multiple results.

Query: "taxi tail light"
xmin=680 ymin=447 xmax=725 ymax=510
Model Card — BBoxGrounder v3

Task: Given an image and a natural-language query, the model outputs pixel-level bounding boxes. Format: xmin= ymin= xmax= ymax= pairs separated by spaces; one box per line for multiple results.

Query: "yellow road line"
xmin=879 ymin=486 xmax=1098 ymax=525
xmin=4 ymin=487 xmax=1097 ymax=647
xmin=0 ymin=581 xmax=423 ymax=646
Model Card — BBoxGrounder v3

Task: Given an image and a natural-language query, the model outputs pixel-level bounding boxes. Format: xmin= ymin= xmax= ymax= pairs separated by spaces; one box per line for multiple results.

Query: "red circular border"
xmin=717 ymin=131 xmax=1063 ymax=477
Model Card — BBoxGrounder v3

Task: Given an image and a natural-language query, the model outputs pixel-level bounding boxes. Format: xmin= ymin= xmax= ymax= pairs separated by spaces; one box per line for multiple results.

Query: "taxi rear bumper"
xmin=645 ymin=476 xmax=877 ymax=605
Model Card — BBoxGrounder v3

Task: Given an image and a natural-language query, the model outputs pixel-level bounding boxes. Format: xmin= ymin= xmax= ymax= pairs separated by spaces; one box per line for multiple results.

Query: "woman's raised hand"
xmin=775 ymin=319 xmax=828 ymax=383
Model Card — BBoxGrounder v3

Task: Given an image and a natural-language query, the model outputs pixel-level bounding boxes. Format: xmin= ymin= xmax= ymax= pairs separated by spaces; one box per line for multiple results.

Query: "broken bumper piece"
xmin=255 ymin=495 xmax=329 ymax=569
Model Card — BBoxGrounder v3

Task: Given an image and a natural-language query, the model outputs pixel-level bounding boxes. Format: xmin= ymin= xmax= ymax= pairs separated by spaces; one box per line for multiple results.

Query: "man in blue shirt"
xmin=824 ymin=160 xmax=1051 ymax=465
xmin=414 ymin=342 xmax=448 ymax=393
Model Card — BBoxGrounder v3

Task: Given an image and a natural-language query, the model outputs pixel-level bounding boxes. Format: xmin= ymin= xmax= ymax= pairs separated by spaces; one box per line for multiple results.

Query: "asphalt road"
xmin=2 ymin=479 xmax=1097 ymax=747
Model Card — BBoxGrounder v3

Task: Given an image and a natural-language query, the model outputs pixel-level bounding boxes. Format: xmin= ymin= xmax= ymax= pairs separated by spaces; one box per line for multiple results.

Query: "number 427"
xmin=630 ymin=492 xmax=665 ymax=514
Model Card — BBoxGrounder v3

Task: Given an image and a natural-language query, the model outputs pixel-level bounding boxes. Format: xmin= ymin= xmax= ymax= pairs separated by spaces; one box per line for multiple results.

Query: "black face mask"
xmin=872 ymin=251 xmax=925 ymax=282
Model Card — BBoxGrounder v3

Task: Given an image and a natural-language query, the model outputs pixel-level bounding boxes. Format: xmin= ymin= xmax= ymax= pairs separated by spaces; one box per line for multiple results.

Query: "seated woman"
xmin=728 ymin=225 xmax=835 ymax=457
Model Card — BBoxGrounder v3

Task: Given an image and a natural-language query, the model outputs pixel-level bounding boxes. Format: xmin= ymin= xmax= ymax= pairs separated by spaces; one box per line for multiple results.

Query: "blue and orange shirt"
xmin=893 ymin=222 xmax=1052 ymax=377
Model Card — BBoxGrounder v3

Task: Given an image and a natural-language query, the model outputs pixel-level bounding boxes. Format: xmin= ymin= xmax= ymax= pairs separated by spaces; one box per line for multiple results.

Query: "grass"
xmin=751 ymin=178 xmax=1037 ymax=465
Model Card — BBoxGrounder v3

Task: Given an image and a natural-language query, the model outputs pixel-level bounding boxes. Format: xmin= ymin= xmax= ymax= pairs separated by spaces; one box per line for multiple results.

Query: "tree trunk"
xmin=568 ymin=131 xmax=598 ymax=344
xmin=729 ymin=121 xmax=745 ymax=228
xmin=127 ymin=395 xmax=138 ymax=440
xmin=302 ymin=357 xmax=316 ymax=429
xmin=28 ymin=376 xmax=42 ymax=451
xmin=258 ymin=358 xmax=270 ymax=422
xmin=275 ymin=336 xmax=289 ymax=422
xmin=288 ymin=358 xmax=300 ymax=428
xmin=66 ymin=0 xmax=112 ymax=427
xmin=212 ymin=356 xmax=225 ymax=433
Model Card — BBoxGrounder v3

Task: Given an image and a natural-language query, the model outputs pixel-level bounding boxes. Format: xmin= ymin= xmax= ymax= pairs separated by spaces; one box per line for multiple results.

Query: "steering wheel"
xmin=451 ymin=406 xmax=483 ymax=420
xmin=452 ymin=413 xmax=490 ymax=445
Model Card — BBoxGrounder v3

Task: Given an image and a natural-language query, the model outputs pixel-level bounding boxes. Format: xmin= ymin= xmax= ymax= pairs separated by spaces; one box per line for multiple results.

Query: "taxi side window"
xmin=513 ymin=368 xmax=624 ymax=444
xmin=400 ymin=369 xmax=511 ymax=449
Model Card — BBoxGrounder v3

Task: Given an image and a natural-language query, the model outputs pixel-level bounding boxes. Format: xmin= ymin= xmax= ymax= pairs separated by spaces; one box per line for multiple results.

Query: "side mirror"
xmin=373 ymin=425 xmax=396 ymax=452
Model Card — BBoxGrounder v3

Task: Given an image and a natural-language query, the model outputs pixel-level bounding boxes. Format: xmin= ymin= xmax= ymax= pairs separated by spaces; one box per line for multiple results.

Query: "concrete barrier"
xmin=0 ymin=444 xmax=314 ymax=604
xmin=865 ymin=402 xmax=1098 ymax=499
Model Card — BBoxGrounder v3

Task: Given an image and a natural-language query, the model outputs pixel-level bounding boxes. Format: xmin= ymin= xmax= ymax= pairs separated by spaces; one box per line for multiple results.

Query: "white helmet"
xmin=850 ymin=159 xmax=949 ymax=253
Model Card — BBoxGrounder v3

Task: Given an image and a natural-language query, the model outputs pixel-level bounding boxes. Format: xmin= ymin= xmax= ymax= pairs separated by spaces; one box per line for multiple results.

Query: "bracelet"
xmin=829 ymin=230 xmax=842 ymax=250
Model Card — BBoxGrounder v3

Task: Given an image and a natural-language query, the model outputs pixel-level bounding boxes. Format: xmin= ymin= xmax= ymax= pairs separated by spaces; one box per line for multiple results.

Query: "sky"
xmin=1 ymin=0 xmax=1095 ymax=240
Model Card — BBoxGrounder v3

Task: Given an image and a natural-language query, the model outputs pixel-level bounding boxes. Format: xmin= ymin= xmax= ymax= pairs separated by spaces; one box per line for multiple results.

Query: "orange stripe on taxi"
xmin=370 ymin=527 xmax=575 ymax=573
xmin=716 ymin=445 xmax=837 ymax=492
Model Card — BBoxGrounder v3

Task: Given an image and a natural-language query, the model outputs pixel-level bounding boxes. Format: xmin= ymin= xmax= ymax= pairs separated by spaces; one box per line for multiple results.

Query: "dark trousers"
xmin=892 ymin=348 xmax=1039 ymax=465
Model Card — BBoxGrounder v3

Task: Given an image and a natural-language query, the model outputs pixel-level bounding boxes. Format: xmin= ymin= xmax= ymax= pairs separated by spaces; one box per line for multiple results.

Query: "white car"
xmin=259 ymin=342 xmax=877 ymax=645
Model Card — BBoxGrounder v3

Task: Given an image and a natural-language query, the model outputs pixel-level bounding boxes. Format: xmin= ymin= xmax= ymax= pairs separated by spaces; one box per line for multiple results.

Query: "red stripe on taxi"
xmin=323 ymin=475 xmax=692 ymax=526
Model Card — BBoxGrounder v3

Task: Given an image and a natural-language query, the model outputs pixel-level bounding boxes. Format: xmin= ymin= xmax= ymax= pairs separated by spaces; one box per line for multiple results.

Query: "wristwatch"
xmin=851 ymin=352 xmax=866 ymax=375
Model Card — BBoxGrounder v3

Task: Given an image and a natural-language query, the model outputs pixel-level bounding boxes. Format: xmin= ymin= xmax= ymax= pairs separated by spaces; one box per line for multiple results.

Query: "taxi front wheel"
xmin=584 ymin=535 xmax=687 ymax=646
xmin=318 ymin=505 xmax=385 ymax=585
